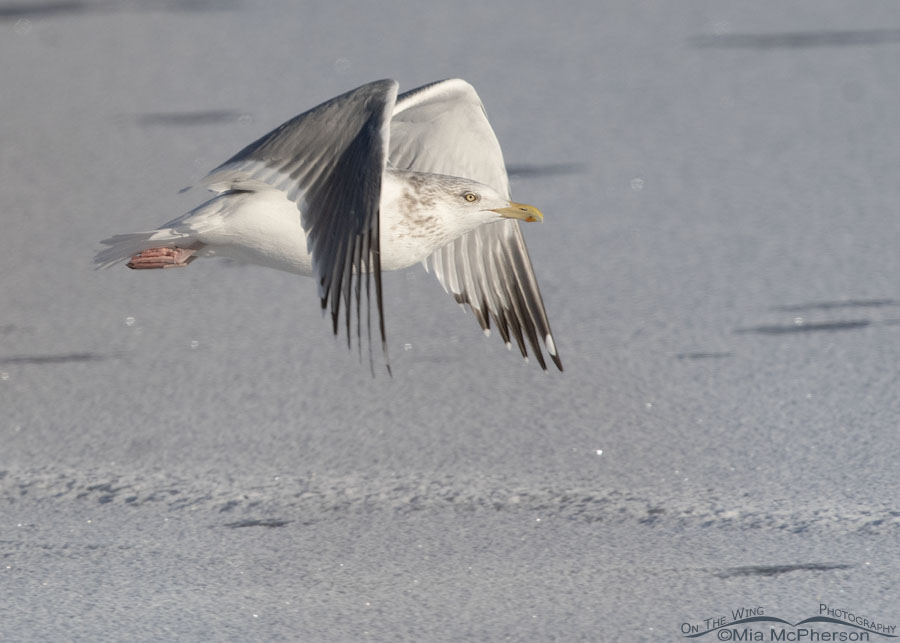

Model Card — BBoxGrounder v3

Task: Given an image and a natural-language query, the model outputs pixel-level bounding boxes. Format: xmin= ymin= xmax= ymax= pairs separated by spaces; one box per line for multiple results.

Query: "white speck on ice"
xmin=333 ymin=57 xmax=352 ymax=73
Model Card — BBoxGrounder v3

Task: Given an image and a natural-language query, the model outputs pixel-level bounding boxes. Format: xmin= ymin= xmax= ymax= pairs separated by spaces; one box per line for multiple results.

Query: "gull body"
xmin=97 ymin=79 xmax=561 ymax=371
xmin=106 ymin=169 xmax=536 ymax=275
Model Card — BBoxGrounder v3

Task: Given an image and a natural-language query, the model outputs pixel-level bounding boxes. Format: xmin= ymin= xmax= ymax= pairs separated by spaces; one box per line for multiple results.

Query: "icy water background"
xmin=3 ymin=1 xmax=900 ymax=640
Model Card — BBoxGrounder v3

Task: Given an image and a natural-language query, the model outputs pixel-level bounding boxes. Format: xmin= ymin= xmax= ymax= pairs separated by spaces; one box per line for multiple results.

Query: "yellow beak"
xmin=490 ymin=201 xmax=544 ymax=223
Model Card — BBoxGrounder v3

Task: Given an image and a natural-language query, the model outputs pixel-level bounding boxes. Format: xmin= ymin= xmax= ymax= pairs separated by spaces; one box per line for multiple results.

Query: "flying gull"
xmin=96 ymin=79 xmax=562 ymax=372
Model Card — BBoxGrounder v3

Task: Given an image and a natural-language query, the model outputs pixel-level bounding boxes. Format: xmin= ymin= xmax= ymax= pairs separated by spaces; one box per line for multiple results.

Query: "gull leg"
xmin=127 ymin=246 xmax=199 ymax=269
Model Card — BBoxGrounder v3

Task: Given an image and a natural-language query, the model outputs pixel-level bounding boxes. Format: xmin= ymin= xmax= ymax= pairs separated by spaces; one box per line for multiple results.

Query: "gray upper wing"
xmin=204 ymin=79 xmax=399 ymax=371
xmin=390 ymin=79 xmax=562 ymax=370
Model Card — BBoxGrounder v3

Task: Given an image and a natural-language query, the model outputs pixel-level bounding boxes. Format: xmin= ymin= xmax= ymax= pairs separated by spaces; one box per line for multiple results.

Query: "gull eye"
xmin=464 ymin=192 xmax=479 ymax=203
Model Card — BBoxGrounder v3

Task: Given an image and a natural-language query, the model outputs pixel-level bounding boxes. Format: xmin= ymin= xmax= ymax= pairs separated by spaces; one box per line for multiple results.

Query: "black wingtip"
xmin=331 ymin=309 xmax=340 ymax=335
xmin=552 ymin=353 xmax=564 ymax=371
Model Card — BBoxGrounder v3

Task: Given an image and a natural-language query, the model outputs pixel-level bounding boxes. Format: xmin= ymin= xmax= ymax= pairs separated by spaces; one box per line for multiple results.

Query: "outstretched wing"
xmin=204 ymin=79 xmax=399 ymax=371
xmin=389 ymin=79 xmax=562 ymax=370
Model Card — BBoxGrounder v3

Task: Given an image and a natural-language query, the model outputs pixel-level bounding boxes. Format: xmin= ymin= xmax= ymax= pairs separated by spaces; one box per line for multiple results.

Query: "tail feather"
xmin=94 ymin=228 xmax=194 ymax=269
xmin=95 ymin=192 xmax=242 ymax=269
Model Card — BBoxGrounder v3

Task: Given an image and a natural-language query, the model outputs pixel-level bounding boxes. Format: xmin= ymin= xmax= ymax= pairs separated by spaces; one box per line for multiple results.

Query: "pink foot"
xmin=127 ymin=247 xmax=198 ymax=269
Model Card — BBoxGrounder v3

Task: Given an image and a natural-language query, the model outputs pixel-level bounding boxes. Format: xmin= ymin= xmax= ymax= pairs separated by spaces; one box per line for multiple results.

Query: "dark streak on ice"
xmin=735 ymin=320 xmax=871 ymax=335
xmin=506 ymin=162 xmax=587 ymax=179
xmin=691 ymin=29 xmax=900 ymax=49
xmin=0 ymin=352 xmax=110 ymax=365
xmin=135 ymin=110 xmax=246 ymax=127
xmin=0 ymin=0 xmax=240 ymax=21
xmin=715 ymin=563 xmax=853 ymax=579
xmin=0 ymin=1 xmax=86 ymax=19
xmin=224 ymin=519 xmax=291 ymax=529
xmin=676 ymin=351 xmax=733 ymax=360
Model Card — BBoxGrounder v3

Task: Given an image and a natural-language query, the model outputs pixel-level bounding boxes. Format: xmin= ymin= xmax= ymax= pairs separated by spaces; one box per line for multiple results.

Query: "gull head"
xmin=382 ymin=170 xmax=545 ymax=258
xmin=418 ymin=174 xmax=544 ymax=226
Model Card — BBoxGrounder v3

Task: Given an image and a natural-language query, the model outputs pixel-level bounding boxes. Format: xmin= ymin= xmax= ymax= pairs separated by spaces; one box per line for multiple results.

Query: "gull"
xmin=96 ymin=79 xmax=562 ymax=372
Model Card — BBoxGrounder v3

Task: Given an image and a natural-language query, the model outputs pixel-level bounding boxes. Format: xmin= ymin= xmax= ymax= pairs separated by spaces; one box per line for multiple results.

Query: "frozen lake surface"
xmin=2 ymin=1 xmax=900 ymax=640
